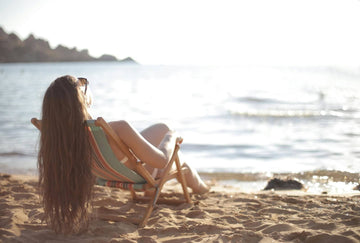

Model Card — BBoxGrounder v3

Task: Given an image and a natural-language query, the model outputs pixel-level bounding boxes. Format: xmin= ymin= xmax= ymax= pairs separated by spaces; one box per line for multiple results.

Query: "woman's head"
xmin=38 ymin=75 xmax=94 ymax=234
xmin=42 ymin=75 xmax=90 ymax=122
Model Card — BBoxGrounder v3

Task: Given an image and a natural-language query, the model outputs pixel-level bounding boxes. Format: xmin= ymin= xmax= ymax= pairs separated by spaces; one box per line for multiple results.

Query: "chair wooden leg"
xmin=139 ymin=204 xmax=154 ymax=227
xmin=139 ymin=187 xmax=160 ymax=227
xmin=144 ymin=190 xmax=154 ymax=198
xmin=138 ymin=149 xmax=192 ymax=227
xmin=175 ymin=155 xmax=192 ymax=203
xmin=130 ymin=188 xmax=137 ymax=200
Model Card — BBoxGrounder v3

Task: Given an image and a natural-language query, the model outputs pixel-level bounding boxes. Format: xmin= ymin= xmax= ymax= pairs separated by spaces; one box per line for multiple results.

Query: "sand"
xmin=1 ymin=173 xmax=360 ymax=243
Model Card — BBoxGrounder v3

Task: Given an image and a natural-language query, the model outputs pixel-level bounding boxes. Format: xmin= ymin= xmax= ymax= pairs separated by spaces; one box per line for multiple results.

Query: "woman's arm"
xmin=109 ymin=120 xmax=177 ymax=169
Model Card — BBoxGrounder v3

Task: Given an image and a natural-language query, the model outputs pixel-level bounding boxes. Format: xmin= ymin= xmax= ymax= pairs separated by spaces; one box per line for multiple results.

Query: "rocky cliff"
xmin=0 ymin=27 xmax=136 ymax=63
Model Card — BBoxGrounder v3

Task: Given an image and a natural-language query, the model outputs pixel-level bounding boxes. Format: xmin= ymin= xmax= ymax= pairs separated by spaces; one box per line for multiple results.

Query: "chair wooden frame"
xmin=31 ymin=117 xmax=192 ymax=227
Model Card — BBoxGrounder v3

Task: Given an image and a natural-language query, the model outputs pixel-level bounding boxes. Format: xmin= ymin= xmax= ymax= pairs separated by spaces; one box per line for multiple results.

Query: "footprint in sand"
xmin=13 ymin=193 xmax=38 ymax=201
xmin=218 ymin=215 xmax=240 ymax=224
xmin=305 ymin=233 xmax=356 ymax=243
xmin=185 ymin=209 xmax=208 ymax=219
xmin=262 ymin=223 xmax=298 ymax=234
xmin=306 ymin=220 xmax=336 ymax=230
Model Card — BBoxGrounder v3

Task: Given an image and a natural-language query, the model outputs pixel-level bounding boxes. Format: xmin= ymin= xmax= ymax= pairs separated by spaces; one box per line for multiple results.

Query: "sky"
xmin=0 ymin=0 xmax=360 ymax=66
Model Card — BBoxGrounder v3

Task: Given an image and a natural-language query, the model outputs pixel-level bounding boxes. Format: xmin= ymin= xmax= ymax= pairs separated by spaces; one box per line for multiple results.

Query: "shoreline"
xmin=200 ymin=170 xmax=360 ymax=183
xmin=2 ymin=168 xmax=359 ymax=181
xmin=1 ymin=168 xmax=359 ymax=195
xmin=1 ymin=173 xmax=360 ymax=242
xmin=200 ymin=171 xmax=360 ymax=195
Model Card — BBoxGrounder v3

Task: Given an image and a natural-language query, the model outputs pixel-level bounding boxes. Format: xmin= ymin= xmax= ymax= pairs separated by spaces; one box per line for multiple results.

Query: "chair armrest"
xmin=135 ymin=161 xmax=157 ymax=187
xmin=31 ymin=118 xmax=41 ymax=130
xmin=95 ymin=117 xmax=138 ymax=162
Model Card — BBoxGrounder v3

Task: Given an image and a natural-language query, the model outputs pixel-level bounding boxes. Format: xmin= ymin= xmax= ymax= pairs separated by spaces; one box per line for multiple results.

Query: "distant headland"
xmin=0 ymin=27 xmax=137 ymax=64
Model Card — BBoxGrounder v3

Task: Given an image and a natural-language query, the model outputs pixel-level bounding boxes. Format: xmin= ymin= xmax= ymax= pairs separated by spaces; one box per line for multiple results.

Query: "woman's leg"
xmin=140 ymin=123 xmax=170 ymax=176
xmin=140 ymin=123 xmax=170 ymax=147
xmin=140 ymin=123 xmax=209 ymax=194
xmin=178 ymin=155 xmax=210 ymax=194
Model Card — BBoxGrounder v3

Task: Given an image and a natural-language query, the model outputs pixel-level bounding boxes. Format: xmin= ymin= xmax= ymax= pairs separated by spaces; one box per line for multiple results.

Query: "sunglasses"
xmin=77 ymin=77 xmax=89 ymax=95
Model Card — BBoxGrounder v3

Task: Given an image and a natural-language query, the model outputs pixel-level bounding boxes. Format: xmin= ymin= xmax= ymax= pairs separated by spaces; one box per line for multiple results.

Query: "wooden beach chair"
xmin=31 ymin=117 xmax=192 ymax=227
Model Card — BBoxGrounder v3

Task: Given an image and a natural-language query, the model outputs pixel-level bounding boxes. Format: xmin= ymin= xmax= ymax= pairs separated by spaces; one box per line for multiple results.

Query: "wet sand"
xmin=1 ymin=173 xmax=360 ymax=242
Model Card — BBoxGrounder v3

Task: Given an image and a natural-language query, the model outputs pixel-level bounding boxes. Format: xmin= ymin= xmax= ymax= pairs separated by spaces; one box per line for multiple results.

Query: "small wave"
xmin=182 ymin=143 xmax=255 ymax=151
xmin=237 ymin=96 xmax=281 ymax=104
xmin=229 ymin=109 xmax=348 ymax=119
xmin=0 ymin=152 xmax=31 ymax=157
xmin=235 ymin=96 xmax=314 ymax=105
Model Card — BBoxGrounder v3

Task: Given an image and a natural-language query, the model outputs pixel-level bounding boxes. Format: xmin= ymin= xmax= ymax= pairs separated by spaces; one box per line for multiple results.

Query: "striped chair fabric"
xmin=86 ymin=120 xmax=146 ymax=191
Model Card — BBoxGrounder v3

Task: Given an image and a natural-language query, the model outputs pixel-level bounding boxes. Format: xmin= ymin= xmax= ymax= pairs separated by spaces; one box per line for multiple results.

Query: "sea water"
xmin=0 ymin=62 xmax=359 ymax=192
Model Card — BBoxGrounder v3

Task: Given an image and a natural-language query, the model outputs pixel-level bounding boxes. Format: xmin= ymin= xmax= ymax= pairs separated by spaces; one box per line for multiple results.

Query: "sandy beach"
xmin=1 ymin=173 xmax=360 ymax=243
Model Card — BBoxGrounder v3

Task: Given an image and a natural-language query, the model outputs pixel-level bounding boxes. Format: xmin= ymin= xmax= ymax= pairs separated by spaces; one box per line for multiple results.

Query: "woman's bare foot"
xmin=182 ymin=162 xmax=210 ymax=194
xmin=191 ymin=182 xmax=210 ymax=194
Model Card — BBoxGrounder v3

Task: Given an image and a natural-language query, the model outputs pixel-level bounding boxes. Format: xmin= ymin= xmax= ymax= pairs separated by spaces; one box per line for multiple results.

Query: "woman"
xmin=38 ymin=75 xmax=209 ymax=234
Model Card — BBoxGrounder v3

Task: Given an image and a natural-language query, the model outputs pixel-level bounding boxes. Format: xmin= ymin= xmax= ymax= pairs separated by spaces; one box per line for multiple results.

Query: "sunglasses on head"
xmin=77 ymin=77 xmax=89 ymax=95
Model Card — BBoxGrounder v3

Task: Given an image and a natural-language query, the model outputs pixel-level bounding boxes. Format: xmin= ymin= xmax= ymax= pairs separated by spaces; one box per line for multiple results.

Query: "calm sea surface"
xmin=1 ymin=62 xmax=360 ymax=186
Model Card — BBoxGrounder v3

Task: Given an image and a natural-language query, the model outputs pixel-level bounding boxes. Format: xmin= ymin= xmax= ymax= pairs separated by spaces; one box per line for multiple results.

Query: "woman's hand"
xmin=166 ymin=131 xmax=183 ymax=145
xmin=176 ymin=136 xmax=183 ymax=145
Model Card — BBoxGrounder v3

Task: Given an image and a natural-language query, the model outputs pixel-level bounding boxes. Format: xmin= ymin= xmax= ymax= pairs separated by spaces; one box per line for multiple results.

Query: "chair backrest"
xmin=86 ymin=120 xmax=146 ymax=184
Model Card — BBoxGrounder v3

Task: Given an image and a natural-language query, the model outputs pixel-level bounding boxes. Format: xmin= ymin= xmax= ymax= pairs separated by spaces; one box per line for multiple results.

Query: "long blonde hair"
xmin=38 ymin=75 xmax=94 ymax=234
